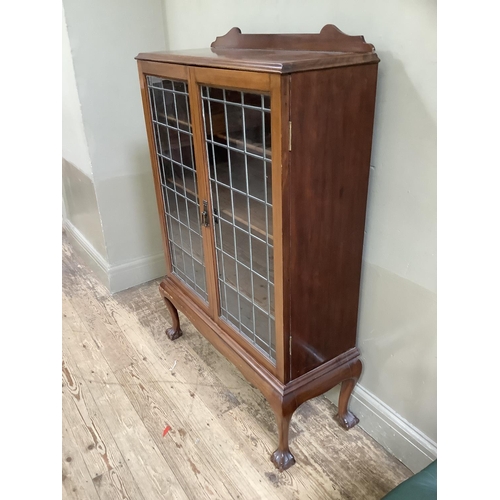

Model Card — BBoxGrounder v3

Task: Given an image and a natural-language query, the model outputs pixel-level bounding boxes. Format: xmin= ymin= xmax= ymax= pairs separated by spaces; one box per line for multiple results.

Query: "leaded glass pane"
xmin=147 ymin=75 xmax=207 ymax=302
xmin=201 ymin=86 xmax=276 ymax=362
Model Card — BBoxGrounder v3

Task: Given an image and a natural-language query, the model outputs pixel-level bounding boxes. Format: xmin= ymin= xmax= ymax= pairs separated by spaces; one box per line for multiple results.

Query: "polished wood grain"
xmin=161 ymin=294 xmax=183 ymax=340
xmin=136 ymin=48 xmax=379 ymax=75
xmin=137 ymin=60 xmax=211 ymax=318
xmin=188 ymin=67 xmax=220 ymax=322
xmin=335 ymin=359 xmax=363 ymax=430
xmin=192 ymin=66 xmax=271 ymax=92
xmin=62 ymin=236 xmax=412 ymax=499
xmin=138 ymin=60 xmax=188 ymax=80
xmin=287 ymin=63 xmax=378 ymax=379
xmin=271 ymin=352 xmax=363 ymax=471
xmin=136 ymin=25 xmax=379 ymax=74
xmin=269 ymin=73 xmax=286 ymax=384
xmin=211 ymin=25 xmax=376 ymax=53
xmin=137 ymin=62 xmax=173 ymax=276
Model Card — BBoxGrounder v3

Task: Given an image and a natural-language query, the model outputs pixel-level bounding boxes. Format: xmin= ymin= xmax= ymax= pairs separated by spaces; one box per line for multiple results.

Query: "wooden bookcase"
xmin=136 ymin=24 xmax=379 ymax=471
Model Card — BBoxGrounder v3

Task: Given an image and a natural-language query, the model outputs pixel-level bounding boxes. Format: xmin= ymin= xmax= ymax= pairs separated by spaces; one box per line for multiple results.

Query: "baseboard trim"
xmin=63 ymin=219 xmax=110 ymax=289
xmin=63 ymin=220 xmax=166 ymax=293
xmin=108 ymin=252 xmax=166 ymax=293
xmin=326 ymin=384 xmax=437 ymax=473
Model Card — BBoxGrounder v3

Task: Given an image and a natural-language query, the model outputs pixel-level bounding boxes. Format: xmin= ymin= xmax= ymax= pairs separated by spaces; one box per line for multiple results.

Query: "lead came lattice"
xmin=201 ymin=86 xmax=276 ymax=362
xmin=147 ymin=76 xmax=208 ymax=302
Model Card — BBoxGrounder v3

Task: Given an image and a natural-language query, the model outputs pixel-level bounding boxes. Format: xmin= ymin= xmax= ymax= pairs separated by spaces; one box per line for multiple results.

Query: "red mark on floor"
xmin=163 ymin=425 xmax=172 ymax=437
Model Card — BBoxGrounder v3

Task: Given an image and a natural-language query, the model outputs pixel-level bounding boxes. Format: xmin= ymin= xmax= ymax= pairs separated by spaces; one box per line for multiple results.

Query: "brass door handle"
xmin=201 ymin=200 xmax=209 ymax=227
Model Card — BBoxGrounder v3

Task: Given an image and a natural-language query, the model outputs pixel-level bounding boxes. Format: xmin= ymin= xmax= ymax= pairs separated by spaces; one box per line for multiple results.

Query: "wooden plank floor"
xmin=62 ymin=236 xmax=411 ymax=500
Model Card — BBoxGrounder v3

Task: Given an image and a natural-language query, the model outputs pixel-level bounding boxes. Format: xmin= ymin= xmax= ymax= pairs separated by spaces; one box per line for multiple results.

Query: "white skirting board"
xmin=326 ymin=384 xmax=437 ymax=473
xmin=108 ymin=252 xmax=166 ymax=293
xmin=63 ymin=220 xmax=166 ymax=293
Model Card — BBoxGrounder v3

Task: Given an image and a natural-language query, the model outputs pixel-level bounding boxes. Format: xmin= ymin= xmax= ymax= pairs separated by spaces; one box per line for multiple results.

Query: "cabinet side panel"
xmin=289 ymin=64 xmax=378 ymax=379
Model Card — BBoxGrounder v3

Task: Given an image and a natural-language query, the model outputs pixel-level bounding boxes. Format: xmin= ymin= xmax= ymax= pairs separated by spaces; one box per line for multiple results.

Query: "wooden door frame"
xmin=137 ymin=60 xmax=210 ymax=316
xmin=189 ymin=66 xmax=287 ymax=382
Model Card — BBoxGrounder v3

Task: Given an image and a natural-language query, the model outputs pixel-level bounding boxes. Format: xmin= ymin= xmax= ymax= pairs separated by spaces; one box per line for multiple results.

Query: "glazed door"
xmin=191 ymin=68 xmax=284 ymax=374
xmin=141 ymin=64 xmax=210 ymax=308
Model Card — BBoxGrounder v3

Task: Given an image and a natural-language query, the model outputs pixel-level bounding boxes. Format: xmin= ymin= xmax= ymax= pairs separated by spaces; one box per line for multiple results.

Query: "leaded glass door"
xmin=201 ymin=85 xmax=276 ymax=363
xmin=146 ymin=75 xmax=209 ymax=303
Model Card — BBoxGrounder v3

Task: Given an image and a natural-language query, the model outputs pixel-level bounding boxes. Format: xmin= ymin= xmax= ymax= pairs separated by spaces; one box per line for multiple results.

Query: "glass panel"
xmin=201 ymin=85 xmax=275 ymax=363
xmin=147 ymin=75 xmax=207 ymax=302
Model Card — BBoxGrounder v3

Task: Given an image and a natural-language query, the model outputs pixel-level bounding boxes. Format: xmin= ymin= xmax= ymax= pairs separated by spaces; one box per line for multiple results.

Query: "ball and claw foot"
xmin=335 ymin=410 xmax=359 ymax=430
xmin=165 ymin=327 xmax=182 ymax=341
xmin=271 ymin=449 xmax=296 ymax=472
xmin=160 ymin=292 xmax=182 ymax=341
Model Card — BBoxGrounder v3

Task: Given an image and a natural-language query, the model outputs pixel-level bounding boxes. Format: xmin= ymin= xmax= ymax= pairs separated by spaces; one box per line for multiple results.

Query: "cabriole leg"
xmin=270 ymin=403 xmax=296 ymax=471
xmin=159 ymin=289 xmax=182 ymax=341
xmin=335 ymin=359 xmax=362 ymax=430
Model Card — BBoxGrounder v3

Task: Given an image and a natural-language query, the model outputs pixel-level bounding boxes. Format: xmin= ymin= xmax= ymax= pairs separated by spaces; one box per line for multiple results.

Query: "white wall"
xmin=63 ymin=0 xmax=167 ymax=291
xmin=161 ymin=0 xmax=437 ymax=471
xmin=62 ymin=4 xmax=108 ymax=265
xmin=62 ymin=6 xmax=92 ymax=179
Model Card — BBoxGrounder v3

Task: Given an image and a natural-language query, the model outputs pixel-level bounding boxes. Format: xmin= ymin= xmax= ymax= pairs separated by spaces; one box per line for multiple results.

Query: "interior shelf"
xmin=167 ymin=168 xmax=273 ymax=244
xmin=212 ymin=133 xmax=272 ymax=158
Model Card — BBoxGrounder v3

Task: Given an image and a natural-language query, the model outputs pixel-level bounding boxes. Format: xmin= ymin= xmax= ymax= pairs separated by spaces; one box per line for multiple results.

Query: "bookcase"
xmin=136 ymin=24 xmax=379 ymax=470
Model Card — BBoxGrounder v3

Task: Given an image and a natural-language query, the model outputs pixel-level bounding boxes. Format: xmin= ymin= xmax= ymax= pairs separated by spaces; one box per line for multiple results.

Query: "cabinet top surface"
xmin=136 ymin=25 xmax=379 ymax=74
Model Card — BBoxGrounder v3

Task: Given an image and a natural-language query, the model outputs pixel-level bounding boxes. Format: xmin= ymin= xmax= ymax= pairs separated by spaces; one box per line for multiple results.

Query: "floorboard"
xmin=62 ymin=234 xmax=411 ymax=499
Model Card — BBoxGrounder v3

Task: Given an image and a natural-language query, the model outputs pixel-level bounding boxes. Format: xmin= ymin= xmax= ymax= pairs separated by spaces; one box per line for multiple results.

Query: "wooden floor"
xmin=62 ymin=237 xmax=411 ymax=500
